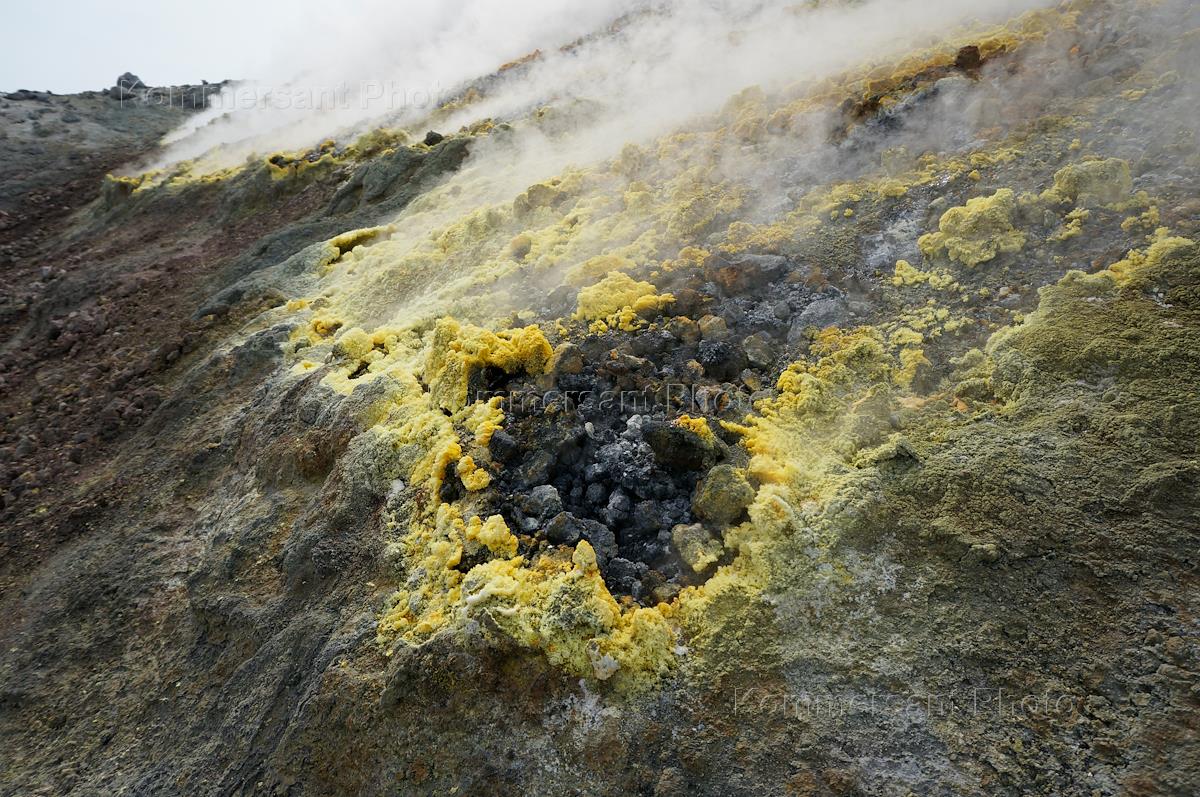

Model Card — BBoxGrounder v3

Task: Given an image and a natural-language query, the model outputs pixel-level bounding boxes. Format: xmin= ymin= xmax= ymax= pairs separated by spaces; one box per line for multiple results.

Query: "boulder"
xmin=692 ymin=465 xmax=755 ymax=525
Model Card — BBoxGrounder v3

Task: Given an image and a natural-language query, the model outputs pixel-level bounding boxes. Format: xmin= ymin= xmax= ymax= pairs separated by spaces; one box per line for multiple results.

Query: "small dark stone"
xmin=514 ymin=450 xmax=553 ymax=487
xmin=548 ymin=344 xmax=584 ymax=378
xmin=423 ymin=130 xmax=445 ymax=146
xmin=605 ymin=557 xmax=641 ymax=594
xmin=544 ymin=285 xmax=577 ymax=314
xmin=788 ymin=296 xmax=848 ymax=341
xmin=520 ymin=484 xmax=562 ymax=521
xmin=631 ymin=328 xmax=674 ymax=358
xmin=583 ymin=522 xmax=619 ymax=565
xmin=697 ymin=339 xmax=746 ymax=382
xmin=584 ymin=461 xmax=608 ymax=482
xmin=741 ymin=333 xmax=774 ymax=368
xmin=631 ymin=500 xmax=665 ymax=535
xmin=545 ymin=512 xmax=583 ymax=544
xmin=642 ymin=419 xmax=715 ymax=471
xmin=585 ymin=482 xmax=608 ymax=505
xmin=488 ymin=429 xmax=520 ymax=463
xmin=439 ymin=464 xmax=465 ymax=503
xmin=704 ymin=255 xmax=754 ymax=295
xmin=955 ymin=44 xmax=983 ymax=71
xmin=606 ymin=489 xmax=632 ymax=516
xmin=671 ymin=288 xmax=704 ymax=317
xmin=545 ymin=512 xmax=618 ymax=564
xmin=597 ymin=440 xmax=656 ymax=494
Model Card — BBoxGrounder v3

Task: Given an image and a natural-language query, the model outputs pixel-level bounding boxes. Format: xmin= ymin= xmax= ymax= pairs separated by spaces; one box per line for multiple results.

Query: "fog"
xmin=152 ymin=0 xmax=1054 ymax=172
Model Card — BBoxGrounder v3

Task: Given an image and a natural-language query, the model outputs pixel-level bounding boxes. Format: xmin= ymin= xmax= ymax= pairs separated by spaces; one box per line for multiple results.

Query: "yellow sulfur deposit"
xmin=733 ymin=327 xmax=894 ymax=499
xmin=1108 ymin=228 xmax=1195 ymax=285
xmin=574 ymin=272 xmax=674 ymax=323
xmin=892 ymin=259 xmax=957 ymax=290
xmin=425 ymin=318 xmax=552 ymax=412
xmin=378 ymin=525 xmax=677 ymax=681
xmin=465 ymin=514 xmax=518 ymax=557
xmin=463 ymin=396 xmax=506 ymax=446
xmin=456 ymin=455 xmax=491 ymax=491
xmin=895 ymin=347 xmax=933 ymax=389
xmin=674 ymin=414 xmax=717 ymax=445
xmin=1044 ymin=158 xmax=1132 ymax=207
xmin=919 ymin=188 xmax=1026 ymax=266
xmin=270 ymin=0 xmax=1146 ymax=691
xmin=1050 ymin=207 xmax=1090 ymax=242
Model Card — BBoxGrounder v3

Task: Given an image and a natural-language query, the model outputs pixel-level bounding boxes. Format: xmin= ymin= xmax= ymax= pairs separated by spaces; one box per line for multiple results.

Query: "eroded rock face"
xmin=3 ymin=1 xmax=1200 ymax=794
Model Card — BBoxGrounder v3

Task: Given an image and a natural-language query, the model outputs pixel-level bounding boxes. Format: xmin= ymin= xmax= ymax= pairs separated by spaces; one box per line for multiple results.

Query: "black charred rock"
xmin=604 ymin=488 xmax=632 ymax=526
xmin=439 ymin=463 xmax=465 ymax=504
xmin=630 ymin=500 xmax=666 ymax=535
xmin=631 ymin=328 xmax=674 ymax=358
xmin=697 ymin=339 xmax=746 ymax=382
xmin=513 ymin=450 xmax=553 ymax=488
xmin=585 ymin=482 xmax=607 ymax=505
xmin=545 ymin=511 xmax=584 ymax=544
xmin=597 ymin=439 xmax=657 ymax=496
xmin=423 ymin=130 xmax=445 ymax=146
xmin=544 ymin=511 xmax=619 ymax=565
xmin=642 ymin=419 xmax=715 ymax=470
xmin=585 ymin=522 xmax=619 ymax=567
xmin=548 ymin=426 xmax=586 ymax=465
xmin=519 ymin=485 xmax=562 ymax=523
xmin=488 ymin=429 xmax=520 ymax=463
xmin=584 ymin=461 xmax=608 ymax=482
xmin=605 ymin=557 xmax=644 ymax=596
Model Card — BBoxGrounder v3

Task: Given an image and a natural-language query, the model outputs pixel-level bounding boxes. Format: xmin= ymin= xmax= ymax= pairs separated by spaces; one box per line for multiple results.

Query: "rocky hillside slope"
xmin=1 ymin=1 xmax=1198 ymax=794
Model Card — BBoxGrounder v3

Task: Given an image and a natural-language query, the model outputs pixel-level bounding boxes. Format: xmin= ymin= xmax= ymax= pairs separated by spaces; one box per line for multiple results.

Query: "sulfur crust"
xmin=425 ymin=318 xmax=552 ymax=412
xmin=574 ymin=271 xmax=675 ymax=332
xmin=918 ymin=189 xmax=1027 ymax=267
xmin=1043 ymin=157 xmax=1132 ymax=207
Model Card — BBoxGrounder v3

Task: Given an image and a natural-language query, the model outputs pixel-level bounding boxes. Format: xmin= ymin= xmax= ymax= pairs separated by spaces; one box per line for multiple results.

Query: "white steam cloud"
xmin=155 ymin=0 xmax=1053 ymax=173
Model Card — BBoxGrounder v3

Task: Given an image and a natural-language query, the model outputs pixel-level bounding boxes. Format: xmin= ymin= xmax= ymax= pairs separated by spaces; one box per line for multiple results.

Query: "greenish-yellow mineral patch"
xmin=918 ymin=188 xmax=1027 ymax=266
xmin=1044 ymin=157 xmax=1132 ymax=207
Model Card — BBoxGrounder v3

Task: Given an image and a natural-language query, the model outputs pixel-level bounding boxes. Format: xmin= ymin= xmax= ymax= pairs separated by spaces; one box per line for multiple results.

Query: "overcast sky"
xmin=0 ymin=0 xmax=339 ymax=92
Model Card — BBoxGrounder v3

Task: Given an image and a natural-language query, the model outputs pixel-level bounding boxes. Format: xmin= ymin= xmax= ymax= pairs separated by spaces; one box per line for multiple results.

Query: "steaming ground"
xmin=2 ymin=0 xmax=1200 ymax=794
xmin=153 ymin=0 xmax=1054 ymax=173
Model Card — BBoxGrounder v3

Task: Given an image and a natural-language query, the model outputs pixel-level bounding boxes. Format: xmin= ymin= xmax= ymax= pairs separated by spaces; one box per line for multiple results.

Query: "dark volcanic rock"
xmin=642 ymin=419 xmax=717 ymax=470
